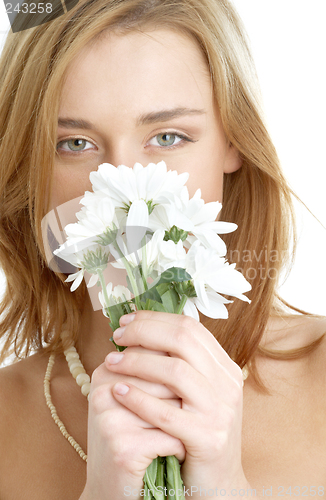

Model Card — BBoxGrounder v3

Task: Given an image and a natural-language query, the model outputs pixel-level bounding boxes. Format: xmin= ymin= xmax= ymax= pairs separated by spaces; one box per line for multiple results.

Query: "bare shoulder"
xmin=0 ymin=352 xmax=87 ymax=498
xmin=0 ymin=352 xmax=49 ymax=436
xmin=243 ymin=315 xmax=326 ymax=489
xmin=0 ymin=352 xmax=53 ymax=493
xmin=0 ymin=350 xmax=48 ymax=390
xmin=261 ymin=314 xmax=326 ymax=351
xmin=255 ymin=314 xmax=326 ymax=389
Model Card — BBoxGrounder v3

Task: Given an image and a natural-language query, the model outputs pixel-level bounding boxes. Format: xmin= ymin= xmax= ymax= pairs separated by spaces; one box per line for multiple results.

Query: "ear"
xmin=223 ymin=143 xmax=243 ymax=174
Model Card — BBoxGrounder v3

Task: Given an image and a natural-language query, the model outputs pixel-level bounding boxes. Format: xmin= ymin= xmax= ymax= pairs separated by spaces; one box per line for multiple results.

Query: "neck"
xmin=74 ymin=294 xmax=116 ymax=375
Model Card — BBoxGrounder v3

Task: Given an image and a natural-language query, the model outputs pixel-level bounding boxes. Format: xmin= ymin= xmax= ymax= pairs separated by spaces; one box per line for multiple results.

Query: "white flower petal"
xmin=194 ymin=230 xmax=227 ymax=255
xmin=193 ymin=280 xmax=210 ymax=309
xmin=207 ymin=221 xmax=238 ymax=234
xmin=195 ymin=294 xmax=229 ymax=319
xmin=182 ymin=298 xmax=200 ymax=321
xmin=190 ymin=201 xmax=221 ymax=225
xmin=87 ymin=273 xmax=99 ymax=288
xmin=65 ymin=270 xmax=82 ymax=283
xmin=126 ymin=199 xmax=149 ymax=227
xmin=66 ymin=270 xmax=84 ymax=291
xmin=206 ymin=265 xmax=252 ymax=297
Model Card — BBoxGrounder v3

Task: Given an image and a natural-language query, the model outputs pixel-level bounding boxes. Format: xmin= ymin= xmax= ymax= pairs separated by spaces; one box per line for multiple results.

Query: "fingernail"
xmin=114 ymin=383 xmax=130 ymax=395
xmin=113 ymin=326 xmax=125 ymax=340
xmin=119 ymin=313 xmax=136 ymax=326
xmin=106 ymin=352 xmax=124 ymax=364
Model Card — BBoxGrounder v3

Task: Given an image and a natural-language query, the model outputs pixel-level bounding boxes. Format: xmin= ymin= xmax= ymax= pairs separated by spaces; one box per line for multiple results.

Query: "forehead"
xmin=59 ymin=29 xmax=213 ymax=120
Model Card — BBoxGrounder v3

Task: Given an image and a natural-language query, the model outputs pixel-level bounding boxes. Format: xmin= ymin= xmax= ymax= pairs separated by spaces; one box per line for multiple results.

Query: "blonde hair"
xmin=0 ymin=0 xmax=323 ymax=390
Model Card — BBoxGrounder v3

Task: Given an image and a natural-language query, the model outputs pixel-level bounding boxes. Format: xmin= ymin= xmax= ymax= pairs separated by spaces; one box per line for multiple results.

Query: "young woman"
xmin=0 ymin=0 xmax=325 ymax=498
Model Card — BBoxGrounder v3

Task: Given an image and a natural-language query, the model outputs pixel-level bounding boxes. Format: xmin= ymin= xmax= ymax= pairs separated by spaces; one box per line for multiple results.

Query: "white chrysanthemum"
xmin=124 ymin=199 xmax=150 ymax=230
xmin=53 ymin=197 xmax=117 ymax=292
xmin=52 ymin=161 xmax=252 ymax=320
xmin=99 ymin=283 xmax=133 ymax=309
xmin=175 ymin=187 xmax=237 ymax=255
xmin=148 ymin=202 xmax=195 ymax=233
xmin=183 ymin=241 xmax=251 ymax=320
xmin=54 ymin=245 xmax=100 ymax=291
xmin=89 ymin=160 xmax=189 ymax=209
xmin=157 ymin=239 xmax=187 ymax=272
xmin=64 ymin=196 xmax=117 ymax=245
xmin=111 ymin=229 xmax=165 ymax=274
xmin=64 ymin=268 xmax=85 ymax=292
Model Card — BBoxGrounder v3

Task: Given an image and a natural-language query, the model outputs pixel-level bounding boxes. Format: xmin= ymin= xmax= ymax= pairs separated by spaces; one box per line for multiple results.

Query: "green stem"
xmin=112 ymin=241 xmax=142 ymax=310
xmin=141 ymin=235 xmax=149 ymax=291
xmin=165 ymin=455 xmax=185 ymax=499
xmin=176 ymin=294 xmax=187 ymax=315
xmin=97 ymin=268 xmax=111 ymax=310
xmin=144 ymin=458 xmax=164 ymax=500
xmin=155 ymin=457 xmax=166 ymax=496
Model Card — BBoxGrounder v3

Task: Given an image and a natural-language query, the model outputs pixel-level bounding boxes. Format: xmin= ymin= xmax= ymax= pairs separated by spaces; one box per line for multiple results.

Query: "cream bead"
xmin=69 ymin=361 xmax=83 ymax=372
xmin=71 ymin=366 xmax=86 ymax=378
xmin=44 ymin=352 xmax=88 ymax=462
xmin=76 ymin=373 xmax=91 ymax=387
xmin=81 ymin=382 xmax=91 ymax=397
xmin=65 ymin=351 xmax=80 ymax=361
xmin=68 ymin=358 xmax=82 ymax=368
xmin=242 ymin=365 xmax=249 ymax=381
xmin=64 ymin=346 xmax=77 ymax=355
xmin=46 ymin=333 xmax=92 ymax=462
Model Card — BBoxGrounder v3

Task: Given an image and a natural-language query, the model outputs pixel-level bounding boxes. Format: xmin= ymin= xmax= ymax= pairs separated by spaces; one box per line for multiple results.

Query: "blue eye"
xmin=152 ymin=133 xmax=182 ymax=147
xmin=57 ymin=138 xmax=94 ymax=152
xmin=148 ymin=133 xmax=192 ymax=148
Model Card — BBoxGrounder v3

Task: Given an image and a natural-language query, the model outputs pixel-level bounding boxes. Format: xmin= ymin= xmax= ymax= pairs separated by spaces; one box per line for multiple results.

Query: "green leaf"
xmin=143 ymin=483 xmax=150 ymax=499
xmin=109 ymin=336 xmax=127 ymax=352
xmin=144 ymin=458 xmax=165 ymax=500
xmin=140 ymin=299 xmax=168 ymax=313
xmin=138 ymin=285 xmax=163 ymax=304
xmin=174 ymin=280 xmax=197 ymax=298
xmin=155 ymin=457 xmax=166 ymax=494
xmin=106 ymin=301 xmax=133 ymax=351
xmin=105 ymin=304 xmax=122 ymax=332
xmin=161 ymin=288 xmax=180 ymax=314
xmin=134 ymin=268 xmax=192 ymax=311
xmin=164 ymin=225 xmax=189 ymax=244
xmin=165 ymin=456 xmax=185 ymax=499
xmin=156 ymin=267 xmax=192 ymax=285
xmin=156 ymin=283 xmax=171 ymax=296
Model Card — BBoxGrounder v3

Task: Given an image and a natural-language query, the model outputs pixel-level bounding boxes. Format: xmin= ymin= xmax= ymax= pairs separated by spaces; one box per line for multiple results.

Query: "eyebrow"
xmin=58 ymin=118 xmax=95 ymax=130
xmin=136 ymin=107 xmax=206 ymax=126
xmin=58 ymin=108 xmax=206 ymax=131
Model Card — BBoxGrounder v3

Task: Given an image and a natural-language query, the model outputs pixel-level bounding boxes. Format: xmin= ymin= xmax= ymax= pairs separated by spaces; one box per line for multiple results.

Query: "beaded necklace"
xmin=43 ymin=339 xmax=90 ymax=462
xmin=44 ymin=336 xmax=249 ymax=463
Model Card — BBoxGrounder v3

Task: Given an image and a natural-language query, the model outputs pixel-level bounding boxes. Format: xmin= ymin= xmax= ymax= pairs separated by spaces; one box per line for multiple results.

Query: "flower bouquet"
xmin=54 ymin=160 xmax=251 ymax=499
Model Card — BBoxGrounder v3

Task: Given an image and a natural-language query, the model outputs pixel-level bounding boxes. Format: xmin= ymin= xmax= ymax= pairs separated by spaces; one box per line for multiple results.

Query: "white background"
xmin=0 ymin=1 xmax=325 ymax=317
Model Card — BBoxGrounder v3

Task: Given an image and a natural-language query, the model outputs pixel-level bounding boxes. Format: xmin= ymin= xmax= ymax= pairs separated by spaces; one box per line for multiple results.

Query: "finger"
xmin=91 ymin=360 xmax=178 ymax=404
xmin=89 ymin=394 xmax=155 ymax=428
xmin=114 ymin=313 xmax=242 ymax=387
xmin=112 ymin=381 xmax=231 ymax=448
xmin=90 ymin=387 xmax=182 ymax=429
xmin=131 ymin=428 xmax=185 ymax=464
xmin=90 ymin=408 xmax=186 ymax=464
xmin=120 ymin=310 xmax=218 ymax=353
xmin=106 ymin=350 xmax=214 ymax=409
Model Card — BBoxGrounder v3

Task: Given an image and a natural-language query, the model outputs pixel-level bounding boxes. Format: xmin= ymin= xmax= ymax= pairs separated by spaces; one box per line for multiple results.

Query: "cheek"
xmin=50 ymin=165 xmax=94 ymax=209
xmin=182 ymin=137 xmax=226 ymax=203
xmin=186 ymin=164 xmax=224 ymax=203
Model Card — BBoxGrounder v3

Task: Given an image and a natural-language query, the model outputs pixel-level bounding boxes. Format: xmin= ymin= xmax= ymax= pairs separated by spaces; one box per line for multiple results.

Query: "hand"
xmin=83 ymin=343 xmax=185 ymax=500
xmin=106 ymin=310 xmax=250 ymax=496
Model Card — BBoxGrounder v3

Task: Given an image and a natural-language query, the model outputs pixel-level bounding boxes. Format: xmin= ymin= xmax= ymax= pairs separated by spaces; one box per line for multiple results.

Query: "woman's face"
xmin=52 ymin=29 xmax=241 ymax=209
